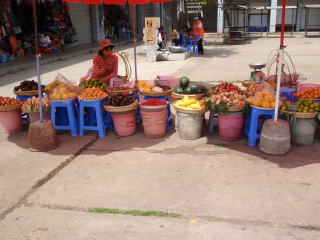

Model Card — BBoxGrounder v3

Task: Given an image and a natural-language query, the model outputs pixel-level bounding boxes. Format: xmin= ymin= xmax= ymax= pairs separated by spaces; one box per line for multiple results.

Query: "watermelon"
xmin=173 ymin=86 xmax=184 ymax=94
xmin=184 ymin=86 xmax=192 ymax=94
xmin=179 ymin=77 xmax=190 ymax=89
xmin=189 ymin=84 xmax=198 ymax=94
xmin=196 ymin=85 xmax=207 ymax=94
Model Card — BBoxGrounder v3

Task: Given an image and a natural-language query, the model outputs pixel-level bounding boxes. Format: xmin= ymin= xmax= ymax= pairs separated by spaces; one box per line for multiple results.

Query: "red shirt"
xmin=92 ymin=54 xmax=118 ymax=83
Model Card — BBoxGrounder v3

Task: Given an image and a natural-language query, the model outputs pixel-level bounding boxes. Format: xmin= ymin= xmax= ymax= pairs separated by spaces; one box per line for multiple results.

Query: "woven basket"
xmin=107 ymin=87 xmax=138 ymax=95
xmin=228 ymin=105 xmax=244 ymax=112
xmin=242 ymin=80 xmax=251 ymax=88
xmin=104 ymin=100 xmax=138 ymax=113
xmin=0 ymin=104 xmax=22 ymax=112
xmin=174 ymin=105 xmax=206 ymax=115
xmin=279 ymin=110 xmax=318 ymax=119
xmin=14 ymin=90 xmax=39 ymax=96
xmin=140 ymin=88 xmax=172 ymax=97
xmin=171 ymin=92 xmax=205 ymax=100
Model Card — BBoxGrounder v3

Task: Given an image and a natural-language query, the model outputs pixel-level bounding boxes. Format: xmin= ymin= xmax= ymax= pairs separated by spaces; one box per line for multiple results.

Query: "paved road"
xmin=0 ymin=35 xmax=320 ymax=239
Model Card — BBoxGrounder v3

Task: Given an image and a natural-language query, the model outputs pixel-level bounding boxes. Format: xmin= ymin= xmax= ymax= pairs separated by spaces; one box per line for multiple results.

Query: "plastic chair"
xmin=189 ymin=34 xmax=201 ymax=55
xmin=79 ymin=98 xmax=108 ymax=138
xmin=208 ymin=109 xmax=219 ymax=133
xmin=244 ymin=106 xmax=275 ymax=147
xmin=142 ymin=95 xmax=172 ymax=130
xmin=51 ymin=99 xmax=79 ymax=136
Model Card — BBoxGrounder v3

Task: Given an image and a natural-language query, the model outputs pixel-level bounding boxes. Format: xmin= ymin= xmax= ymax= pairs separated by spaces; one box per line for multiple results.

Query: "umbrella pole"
xmin=274 ymin=0 xmax=287 ymax=122
xmin=130 ymin=5 xmax=138 ymax=83
xmin=32 ymin=0 xmax=43 ymax=121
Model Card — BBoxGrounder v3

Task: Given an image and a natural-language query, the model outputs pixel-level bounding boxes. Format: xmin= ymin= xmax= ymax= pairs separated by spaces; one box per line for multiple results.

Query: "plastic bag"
xmin=247 ymin=81 xmax=277 ymax=108
xmin=46 ymin=73 xmax=83 ymax=100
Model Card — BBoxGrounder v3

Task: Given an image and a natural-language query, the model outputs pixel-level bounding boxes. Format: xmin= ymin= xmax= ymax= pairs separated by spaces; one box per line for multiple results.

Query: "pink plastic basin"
xmin=218 ymin=114 xmax=244 ymax=142
xmin=141 ymin=110 xmax=166 ymax=138
xmin=111 ymin=111 xmax=136 ymax=137
xmin=0 ymin=109 xmax=23 ymax=134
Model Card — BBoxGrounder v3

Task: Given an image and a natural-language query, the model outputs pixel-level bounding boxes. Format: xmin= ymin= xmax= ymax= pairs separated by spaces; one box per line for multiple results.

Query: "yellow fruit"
xmin=137 ymin=81 xmax=145 ymax=87
xmin=261 ymin=101 xmax=271 ymax=108
xmin=264 ymin=93 xmax=275 ymax=101
xmin=62 ymin=93 xmax=69 ymax=99
xmin=253 ymin=100 xmax=262 ymax=107
xmin=270 ymin=101 xmax=276 ymax=108
xmin=143 ymin=87 xmax=152 ymax=93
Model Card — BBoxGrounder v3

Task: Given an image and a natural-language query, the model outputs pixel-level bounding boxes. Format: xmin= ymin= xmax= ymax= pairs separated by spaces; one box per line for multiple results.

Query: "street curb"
xmin=0 ymin=40 xmax=130 ymax=77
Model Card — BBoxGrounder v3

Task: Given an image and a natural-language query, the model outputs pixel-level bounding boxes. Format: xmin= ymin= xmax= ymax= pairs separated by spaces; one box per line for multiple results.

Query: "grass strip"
xmin=88 ymin=208 xmax=182 ymax=218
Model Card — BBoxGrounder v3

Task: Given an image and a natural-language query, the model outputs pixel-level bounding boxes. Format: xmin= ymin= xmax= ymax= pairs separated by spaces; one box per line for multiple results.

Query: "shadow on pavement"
xmin=201 ymin=47 xmax=238 ymax=58
xmin=206 ymin=128 xmax=320 ymax=169
xmin=6 ymin=124 xmax=174 ymax=156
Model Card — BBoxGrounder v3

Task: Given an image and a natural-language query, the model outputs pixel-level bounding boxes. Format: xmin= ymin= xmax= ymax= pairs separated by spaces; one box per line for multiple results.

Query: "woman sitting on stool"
xmin=91 ymin=39 xmax=118 ymax=84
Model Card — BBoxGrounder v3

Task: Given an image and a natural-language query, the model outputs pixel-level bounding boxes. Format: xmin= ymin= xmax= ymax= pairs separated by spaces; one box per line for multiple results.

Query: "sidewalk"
xmin=0 ymin=39 xmax=130 ymax=77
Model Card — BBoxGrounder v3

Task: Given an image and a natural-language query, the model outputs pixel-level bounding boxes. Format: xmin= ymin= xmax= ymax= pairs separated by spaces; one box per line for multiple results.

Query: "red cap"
xmin=99 ymin=39 xmax=114 ymax=51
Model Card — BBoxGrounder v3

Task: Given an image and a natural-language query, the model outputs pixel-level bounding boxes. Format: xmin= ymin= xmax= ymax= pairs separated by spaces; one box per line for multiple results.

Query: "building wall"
xmin=203 ymin=1 xmax=218 ymax=31
xmin=68 ymin=3 xmax=92 ymax=44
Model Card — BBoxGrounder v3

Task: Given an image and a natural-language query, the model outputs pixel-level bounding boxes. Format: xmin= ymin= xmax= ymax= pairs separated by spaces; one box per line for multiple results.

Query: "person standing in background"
xmin=193 ymin=17 xmax=204 ymax=54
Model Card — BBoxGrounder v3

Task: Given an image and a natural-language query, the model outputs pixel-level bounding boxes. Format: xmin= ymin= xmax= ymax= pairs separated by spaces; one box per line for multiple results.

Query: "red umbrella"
xmin=64 ymin=0 xmax=172 ymax=82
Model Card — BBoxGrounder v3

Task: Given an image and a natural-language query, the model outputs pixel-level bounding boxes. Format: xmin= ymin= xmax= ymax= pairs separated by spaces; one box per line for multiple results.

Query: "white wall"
xmin=69 ymin=3 xmax=92 ymax=44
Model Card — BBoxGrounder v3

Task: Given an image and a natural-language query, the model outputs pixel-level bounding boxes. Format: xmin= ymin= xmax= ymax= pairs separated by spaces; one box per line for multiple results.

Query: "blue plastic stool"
xmin=143 ymin=95 xmax=172 ymax=130
xmin=208 ymin=109 xmax=218 ymax=133
xmin=280 ymin=88 xmax=297 ymax=102
xmin=245 ymin=106 xmax=275 ymax=147
xmin=51 ymin=99 xmax=79 ymax=136
xmin=190 ymin=44 xmax=199 ymax=55
xmin=79 ymin=98 xmax=107 ymax=138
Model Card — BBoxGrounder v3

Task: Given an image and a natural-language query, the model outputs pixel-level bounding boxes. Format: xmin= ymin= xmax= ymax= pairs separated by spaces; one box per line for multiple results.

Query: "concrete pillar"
xmin=269 ymin=0 xmax=277 ymax=33
xmin=295 ymin=2 xmax=303 ymax=32
xmin=91 ymin=5 xmax=105 ymax=42
xmin=217 ymin=0 xmax=224 ymax=33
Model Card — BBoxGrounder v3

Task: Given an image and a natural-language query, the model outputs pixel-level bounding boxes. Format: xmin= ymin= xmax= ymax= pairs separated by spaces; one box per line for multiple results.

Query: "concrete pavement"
xmin=1 ymin=34 xmax=320 ymax=239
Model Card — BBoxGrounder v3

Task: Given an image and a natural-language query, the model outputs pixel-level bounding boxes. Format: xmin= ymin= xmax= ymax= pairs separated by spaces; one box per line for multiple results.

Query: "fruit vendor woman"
xmin=91 ymin=39 xmax=118 ymax=84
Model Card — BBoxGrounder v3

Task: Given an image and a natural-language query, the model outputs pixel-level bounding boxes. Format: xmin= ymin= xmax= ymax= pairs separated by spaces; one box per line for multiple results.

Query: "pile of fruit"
xmin=81 ymin=78 xmax=106 ymax=90
xmin=0 ymin=97 xmax=24 ymax=110
xmin=138 ymin=81 xmax=171 ymax=94
xmin=45 ymin=80 xmax=61 ymax=92
xmin=105 ymin=94 xmax=134 ymax=107
xmin=209 ymin=91 xmax=245 ymax=108
xmin=247 ymin=91 xmax=276 ymax=108
xmin=21 ymin=97 xmax=50 ymax=113
xmin=80 ymin=87 xmax=107 ymax=100
xmin=245 ymin=80 xmax=276 ymax=96
xmin=211 ymin=82 xmax=243 ymax=95
xmin=49 ymin=82 xmax=78 ymax=100
xmin=174 ymin=96 xmax=205 ymax=110
xmin=14 ymin=80 xmax=44 ymax=91
xmin=294 ymin=88 xmax=320 ymax=99
xmin=141 ymin=99 xmax=167 ymax=107
xmin=281 ymin=99 xmax=320 ymax=113
xmin=173 ymin=77 xmax=207 ymax=95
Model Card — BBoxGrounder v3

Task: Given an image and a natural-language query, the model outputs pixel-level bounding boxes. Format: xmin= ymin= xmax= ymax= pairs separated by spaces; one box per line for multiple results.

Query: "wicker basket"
xmin=228 ymin=105 xmax=244 ymax=112
xmin=171 ymin=92 xmax=205 ymax=100
xmin=139 ymin=88 xmax=172 ymax=97
xmin=174 ymin=105 xmax=206 ymax=115
xmin=107 ymin=87 xmax=138 ymax=95
xmin=279 ymin=110 xmax=318 ymax=119
xmin=242 ymin=80 xmax=251 ymax=88
xmin=14 ymin=90 xmax=39 ymax=96
xmin=104 ymin=100 xmax=138 ymax=113
xmin=0 ymin=104 xmax=22 ymax=112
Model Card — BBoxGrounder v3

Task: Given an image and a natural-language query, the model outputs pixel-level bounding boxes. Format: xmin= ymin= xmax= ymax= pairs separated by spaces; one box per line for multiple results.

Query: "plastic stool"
xmin=280 ymin=88 xmax=297 ymax=102
xmin=245 ymin=106 xmax=275 ymax=147
xmin=16 ymin=95 xmax=37 ymax=101
xmin=208 ymin=109 xmax=219 ymax=133
xmin=79 ymin=98 xmax=107 ymax=138
xmin=51 ymin=99 xmax=78 ymax=136
xmin=190 ymin=44 xmax=199 ymax=55
xmin=143 ymin=95 xmax=172 ymax=130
